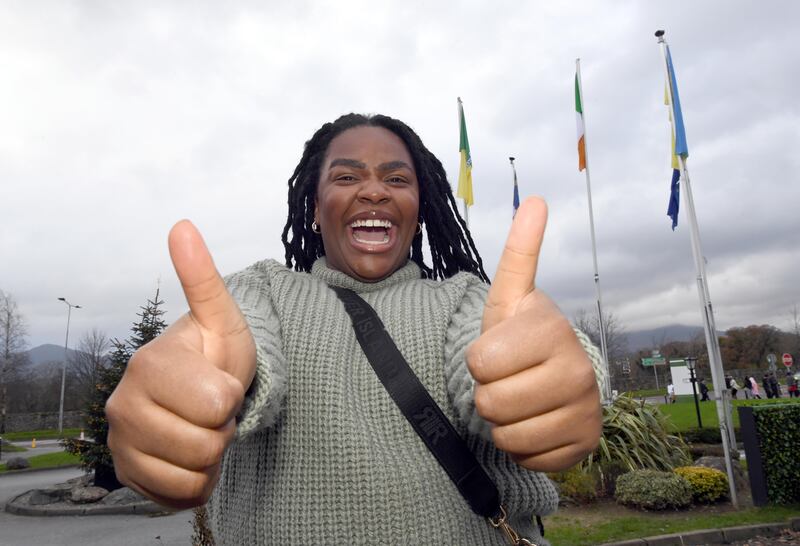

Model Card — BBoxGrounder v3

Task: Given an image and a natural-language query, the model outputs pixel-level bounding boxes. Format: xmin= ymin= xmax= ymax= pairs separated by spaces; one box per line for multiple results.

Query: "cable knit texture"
xmin=207 ymin=257 xmax=593 ymax=545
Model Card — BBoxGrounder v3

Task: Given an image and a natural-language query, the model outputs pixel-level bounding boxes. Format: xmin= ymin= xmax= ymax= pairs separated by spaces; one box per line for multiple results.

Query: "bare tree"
xmin=1 ymin=290 xmax=29 ymax=433
xmin=69 ymin=329 xmax=110 ymax=407
xmin=573 ymin=308 xmax=629 ymax=363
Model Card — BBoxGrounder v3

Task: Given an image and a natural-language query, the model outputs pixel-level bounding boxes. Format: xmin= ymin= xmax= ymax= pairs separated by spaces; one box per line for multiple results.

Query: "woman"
xmin=106 ymin=114 xmax=602 ymax=545
xmin=749 ymin=376 xmax=761 ymax=399
xmin=729 ymin=377 xmax=740 ymax=399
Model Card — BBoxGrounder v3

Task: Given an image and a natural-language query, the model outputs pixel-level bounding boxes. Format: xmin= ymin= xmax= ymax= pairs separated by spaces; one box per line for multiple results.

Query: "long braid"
xmin=281 ymin=113 xmax=489 ymax=283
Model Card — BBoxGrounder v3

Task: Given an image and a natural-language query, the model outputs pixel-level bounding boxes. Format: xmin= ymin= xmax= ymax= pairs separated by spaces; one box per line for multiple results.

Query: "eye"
xmin=386 ymin=175 xmax=408 ymax=185
xmin=335 ymin=174 xmax=358 ymax=183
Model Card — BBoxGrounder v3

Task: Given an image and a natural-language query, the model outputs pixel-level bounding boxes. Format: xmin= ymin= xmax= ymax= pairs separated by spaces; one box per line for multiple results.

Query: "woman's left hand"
xmin=467 ymin=196 xmax=602 ymax=472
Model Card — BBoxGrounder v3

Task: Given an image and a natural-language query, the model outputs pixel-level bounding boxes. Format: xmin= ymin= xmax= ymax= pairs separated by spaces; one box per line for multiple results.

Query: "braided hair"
xmin=281 ymin=113 xmax=489 ymax=282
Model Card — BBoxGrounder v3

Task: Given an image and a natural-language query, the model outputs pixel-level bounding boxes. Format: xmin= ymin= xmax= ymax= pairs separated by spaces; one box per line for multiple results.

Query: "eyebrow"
xmin=327 ymin=158 xmax=413 ymax=172
xmin=328 ymin=158 xmax=366 ymax=170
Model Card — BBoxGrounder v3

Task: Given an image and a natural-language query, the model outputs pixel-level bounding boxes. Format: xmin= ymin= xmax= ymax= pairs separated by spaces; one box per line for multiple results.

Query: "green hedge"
xmin=746 ymin=404 xmax=800 ymax=504
xmin=614 ymin=469 xmax=692 ymax=510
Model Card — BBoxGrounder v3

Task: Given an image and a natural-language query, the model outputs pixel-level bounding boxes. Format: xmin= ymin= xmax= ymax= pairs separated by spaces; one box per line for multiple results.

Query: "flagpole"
xmin=576 ymin=58 xmax=612 ymax=403
xmin=656 ymin=30 xmax=738 ymax=508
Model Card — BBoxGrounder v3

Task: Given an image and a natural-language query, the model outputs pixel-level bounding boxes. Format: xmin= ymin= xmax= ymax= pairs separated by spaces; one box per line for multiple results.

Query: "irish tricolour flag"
xmin=575 ymin=73 xmax=586 ymax=171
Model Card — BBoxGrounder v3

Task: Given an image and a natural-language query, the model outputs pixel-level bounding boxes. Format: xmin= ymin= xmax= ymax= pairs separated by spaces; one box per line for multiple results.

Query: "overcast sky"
xmin=2 ymin=1 xmax=798 ymax=351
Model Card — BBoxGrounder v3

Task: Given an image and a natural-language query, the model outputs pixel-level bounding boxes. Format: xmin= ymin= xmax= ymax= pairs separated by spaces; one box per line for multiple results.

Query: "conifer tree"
xmin=63 ymin=288 xmax=167 ymax=489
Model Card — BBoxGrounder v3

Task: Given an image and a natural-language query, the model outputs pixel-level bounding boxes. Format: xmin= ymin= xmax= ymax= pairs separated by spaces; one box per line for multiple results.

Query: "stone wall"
xmin=4 ymin=411 xmax=85 ymax=432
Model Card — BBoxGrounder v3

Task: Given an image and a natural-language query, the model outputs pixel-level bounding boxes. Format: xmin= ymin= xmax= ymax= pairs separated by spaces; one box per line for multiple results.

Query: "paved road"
xmin=0 ymin=467 xmax=193 ymax=545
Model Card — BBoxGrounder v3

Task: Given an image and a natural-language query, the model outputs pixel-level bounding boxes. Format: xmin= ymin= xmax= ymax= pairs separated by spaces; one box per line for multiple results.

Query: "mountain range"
xmin=22 ymin=324 xmax=713 ymax=364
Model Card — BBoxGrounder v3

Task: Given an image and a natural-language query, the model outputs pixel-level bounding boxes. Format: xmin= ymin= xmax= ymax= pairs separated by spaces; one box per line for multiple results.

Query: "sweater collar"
xmin=311 ymin=257 xmax=421 ymax=293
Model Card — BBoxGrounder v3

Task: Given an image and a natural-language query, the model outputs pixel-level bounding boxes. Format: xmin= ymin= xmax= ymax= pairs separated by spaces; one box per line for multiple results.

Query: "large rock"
xmin=28 ymin=487 xmax=71 ymax=505
xmin=70 ymin=486 xmax=109 ymax=504
xmin=5 ymin=457 xmax=30 ymax=470
xmin=100 ymin=487 xmax=147 ymax=505
xmin=694 ymin=455 xmax=747 ymax=491
xmin=63 ymin=474 xmax=92 ymax=488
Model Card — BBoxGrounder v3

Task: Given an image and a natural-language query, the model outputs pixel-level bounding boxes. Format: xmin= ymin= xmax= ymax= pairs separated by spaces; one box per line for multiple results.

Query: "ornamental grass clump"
xmin=674 ymin=466 xmax=729 ymax=503
xmin=580 ymin=394 xmax=690 ymax=493
xmin=614 ymin=469 xmax=692 ymax=510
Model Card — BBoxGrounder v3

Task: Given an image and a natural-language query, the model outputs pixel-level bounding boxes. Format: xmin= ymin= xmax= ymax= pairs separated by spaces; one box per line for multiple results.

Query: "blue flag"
xmin=665 ymin=44 xmax=689 ymax=229
xmin=667 ymin=168 xmax=680 ymax=230
xmin=666 ymin=45 xmax=688 ymax=158
xmin=513 ymin=179 xmax=520 ymax=217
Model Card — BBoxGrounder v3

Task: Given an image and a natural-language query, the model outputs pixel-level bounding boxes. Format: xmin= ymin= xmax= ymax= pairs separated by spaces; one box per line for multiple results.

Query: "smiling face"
xmin=314 ymin=125 xmax=420 ymax=282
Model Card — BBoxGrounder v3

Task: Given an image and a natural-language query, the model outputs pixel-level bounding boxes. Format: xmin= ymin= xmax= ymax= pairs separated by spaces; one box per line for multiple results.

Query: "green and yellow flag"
xmin=457 ymin=98 xmax=474 ymax=207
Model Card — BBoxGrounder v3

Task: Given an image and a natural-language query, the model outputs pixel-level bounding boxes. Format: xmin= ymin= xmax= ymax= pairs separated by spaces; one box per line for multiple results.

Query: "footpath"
xmin=2 ymin=457 xmax=799 ymax=544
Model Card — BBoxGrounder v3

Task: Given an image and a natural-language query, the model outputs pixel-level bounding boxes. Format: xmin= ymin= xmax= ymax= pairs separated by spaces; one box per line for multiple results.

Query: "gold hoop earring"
xmin=416 ymin=222 xmax=422 ymax=235
xmin=311 ymin=221 xmax=321 ymax=234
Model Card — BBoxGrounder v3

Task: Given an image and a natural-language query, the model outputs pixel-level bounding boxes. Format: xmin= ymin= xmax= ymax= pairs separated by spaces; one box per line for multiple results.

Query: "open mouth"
xmin=351 ymin=218 xmax=392 ymax=245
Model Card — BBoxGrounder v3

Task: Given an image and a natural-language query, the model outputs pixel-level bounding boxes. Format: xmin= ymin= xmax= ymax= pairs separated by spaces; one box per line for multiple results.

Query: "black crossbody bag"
xmin=331 ymin=286 xmax=544 ymax=546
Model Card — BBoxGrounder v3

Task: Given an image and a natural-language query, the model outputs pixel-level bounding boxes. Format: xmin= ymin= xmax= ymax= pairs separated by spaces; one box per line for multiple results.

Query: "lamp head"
xmin=685 ymin=356 xmax=697 ymax=371
xmin=58 ymin=297 xmax=66 ymax=301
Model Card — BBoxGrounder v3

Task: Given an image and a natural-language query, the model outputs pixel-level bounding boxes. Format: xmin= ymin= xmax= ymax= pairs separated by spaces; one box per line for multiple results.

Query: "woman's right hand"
xmin=106 ymin=220 xmax=256 ymax=509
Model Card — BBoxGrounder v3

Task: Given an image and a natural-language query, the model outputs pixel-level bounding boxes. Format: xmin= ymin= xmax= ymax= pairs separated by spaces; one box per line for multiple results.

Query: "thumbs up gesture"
xmin=106 ymin=220 xmax=256 ymax=509
xmin=468 ymin=197 xmax=602 ymax=472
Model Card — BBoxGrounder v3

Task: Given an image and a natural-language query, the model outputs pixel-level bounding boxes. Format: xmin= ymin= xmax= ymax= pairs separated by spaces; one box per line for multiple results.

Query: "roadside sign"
xmin=767 ymin=353 xmax=776 ymax=365
xmin=642 ymin=357 xmax=666 ymax=367
xmin=783 ymin=353 xmax=794 ymax=367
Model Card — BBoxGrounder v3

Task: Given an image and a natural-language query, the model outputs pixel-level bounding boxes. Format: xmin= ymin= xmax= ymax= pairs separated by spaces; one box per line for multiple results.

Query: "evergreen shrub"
xmin=674 ymin=466 xmax=728 ymax=503
xmin=614 ymin=469 xmax=692 ymax=510
xmin=549 ymin=466 xmax=598 ymax=504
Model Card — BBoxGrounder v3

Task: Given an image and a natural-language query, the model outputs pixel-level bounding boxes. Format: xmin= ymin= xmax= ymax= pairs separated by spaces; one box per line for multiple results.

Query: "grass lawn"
xmin=546 ymin=498 xmax=800 ymax=546
xmin=0 ymin=451 xmax=81 ymax=473
xmin=0 ymin=428 xmax=82 ymax=442
xmin=656 ymin=397 xmax=800 ymax=432
xmin=0 ymin=442 xmax=27 ymax=453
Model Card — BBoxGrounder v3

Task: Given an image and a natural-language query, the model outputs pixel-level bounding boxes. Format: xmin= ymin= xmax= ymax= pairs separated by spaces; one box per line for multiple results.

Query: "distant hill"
xmin=624 ymin=324 xmax=723 ymax=352
xmin=25 ymin=344 xmax=81 ymax=370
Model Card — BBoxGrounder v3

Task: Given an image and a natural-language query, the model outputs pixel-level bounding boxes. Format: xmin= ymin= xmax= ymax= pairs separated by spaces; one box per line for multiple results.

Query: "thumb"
xmin=168 ymin=220 xmax=246 ymax=341
xmin=482 ymin=197 xmax=547 ymax=332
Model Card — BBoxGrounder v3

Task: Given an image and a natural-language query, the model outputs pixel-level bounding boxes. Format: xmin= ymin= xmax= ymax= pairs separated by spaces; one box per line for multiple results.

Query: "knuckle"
xmin=473 ymin=384 xmax=493 ymax=420
xmin=204 ymin=376 xmax=241 ymax=427
xmin=491 ymin=425 xmax=514 ymax=453
xmin=466 ymin=343 xmax=487 ymax=382
xmin=184 ymin=469 xmax=218 ymax=505
xmin=199 ymin=432 xmax=228 ymax=469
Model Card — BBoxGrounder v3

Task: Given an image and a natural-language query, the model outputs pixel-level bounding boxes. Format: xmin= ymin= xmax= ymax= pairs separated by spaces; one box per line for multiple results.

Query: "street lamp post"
xmin=58 ymin=297 xmax=81 ymax=436
xmin=686 ymin=355 xmax=703 ymax=429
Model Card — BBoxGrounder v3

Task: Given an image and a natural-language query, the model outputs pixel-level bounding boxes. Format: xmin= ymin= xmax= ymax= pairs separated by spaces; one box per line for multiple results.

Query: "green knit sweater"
xmin=207 ymin=258 xmax=570 ymax=545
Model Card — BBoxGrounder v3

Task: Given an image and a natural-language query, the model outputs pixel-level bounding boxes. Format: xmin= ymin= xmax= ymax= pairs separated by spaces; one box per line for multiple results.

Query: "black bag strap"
xmin=331 ymin=286 xmax=543 ymax=545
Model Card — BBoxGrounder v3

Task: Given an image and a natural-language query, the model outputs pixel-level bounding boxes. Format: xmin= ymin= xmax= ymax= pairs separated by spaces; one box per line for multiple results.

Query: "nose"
xmin=357 ymin=176 xmax=390 ymax=204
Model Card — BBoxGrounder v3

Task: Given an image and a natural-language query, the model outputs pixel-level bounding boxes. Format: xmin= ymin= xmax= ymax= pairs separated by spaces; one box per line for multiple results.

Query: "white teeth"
xmin=350 ymin=219 xmax=392 ymax=228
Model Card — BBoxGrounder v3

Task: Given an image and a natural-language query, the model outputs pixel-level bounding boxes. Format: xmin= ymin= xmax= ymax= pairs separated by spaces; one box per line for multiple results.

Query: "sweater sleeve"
xmin=224 ymin=263 xmax=288 ymax=438
xmin=443 ymin=279 xmax=494 ymax=439
xmin=444 ymin=280 xmax=606 ymax=440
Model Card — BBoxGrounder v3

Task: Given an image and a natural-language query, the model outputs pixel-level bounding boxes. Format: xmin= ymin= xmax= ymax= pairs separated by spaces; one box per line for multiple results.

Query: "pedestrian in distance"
xmin=743 ymin=376 xmax=752 ymax=399
xmin=768 ymin=372 xmax=780 ymax=398
xmin=762 ymin=373 xmax=773 ymax=399
xmin=105 ymin=113 xmax=603 ymax=545
xmin=786 ymin=370 xmax=797 ymax=398
xmin=749 ymin=376 xmax=762 ymax=399
xmin=727 ymin=375 xmax=739 ymax=399
xmin=698 ymin=378 xmax=710 ymax=401
xmin=667 ymin=382 xmax=676 ymax=403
